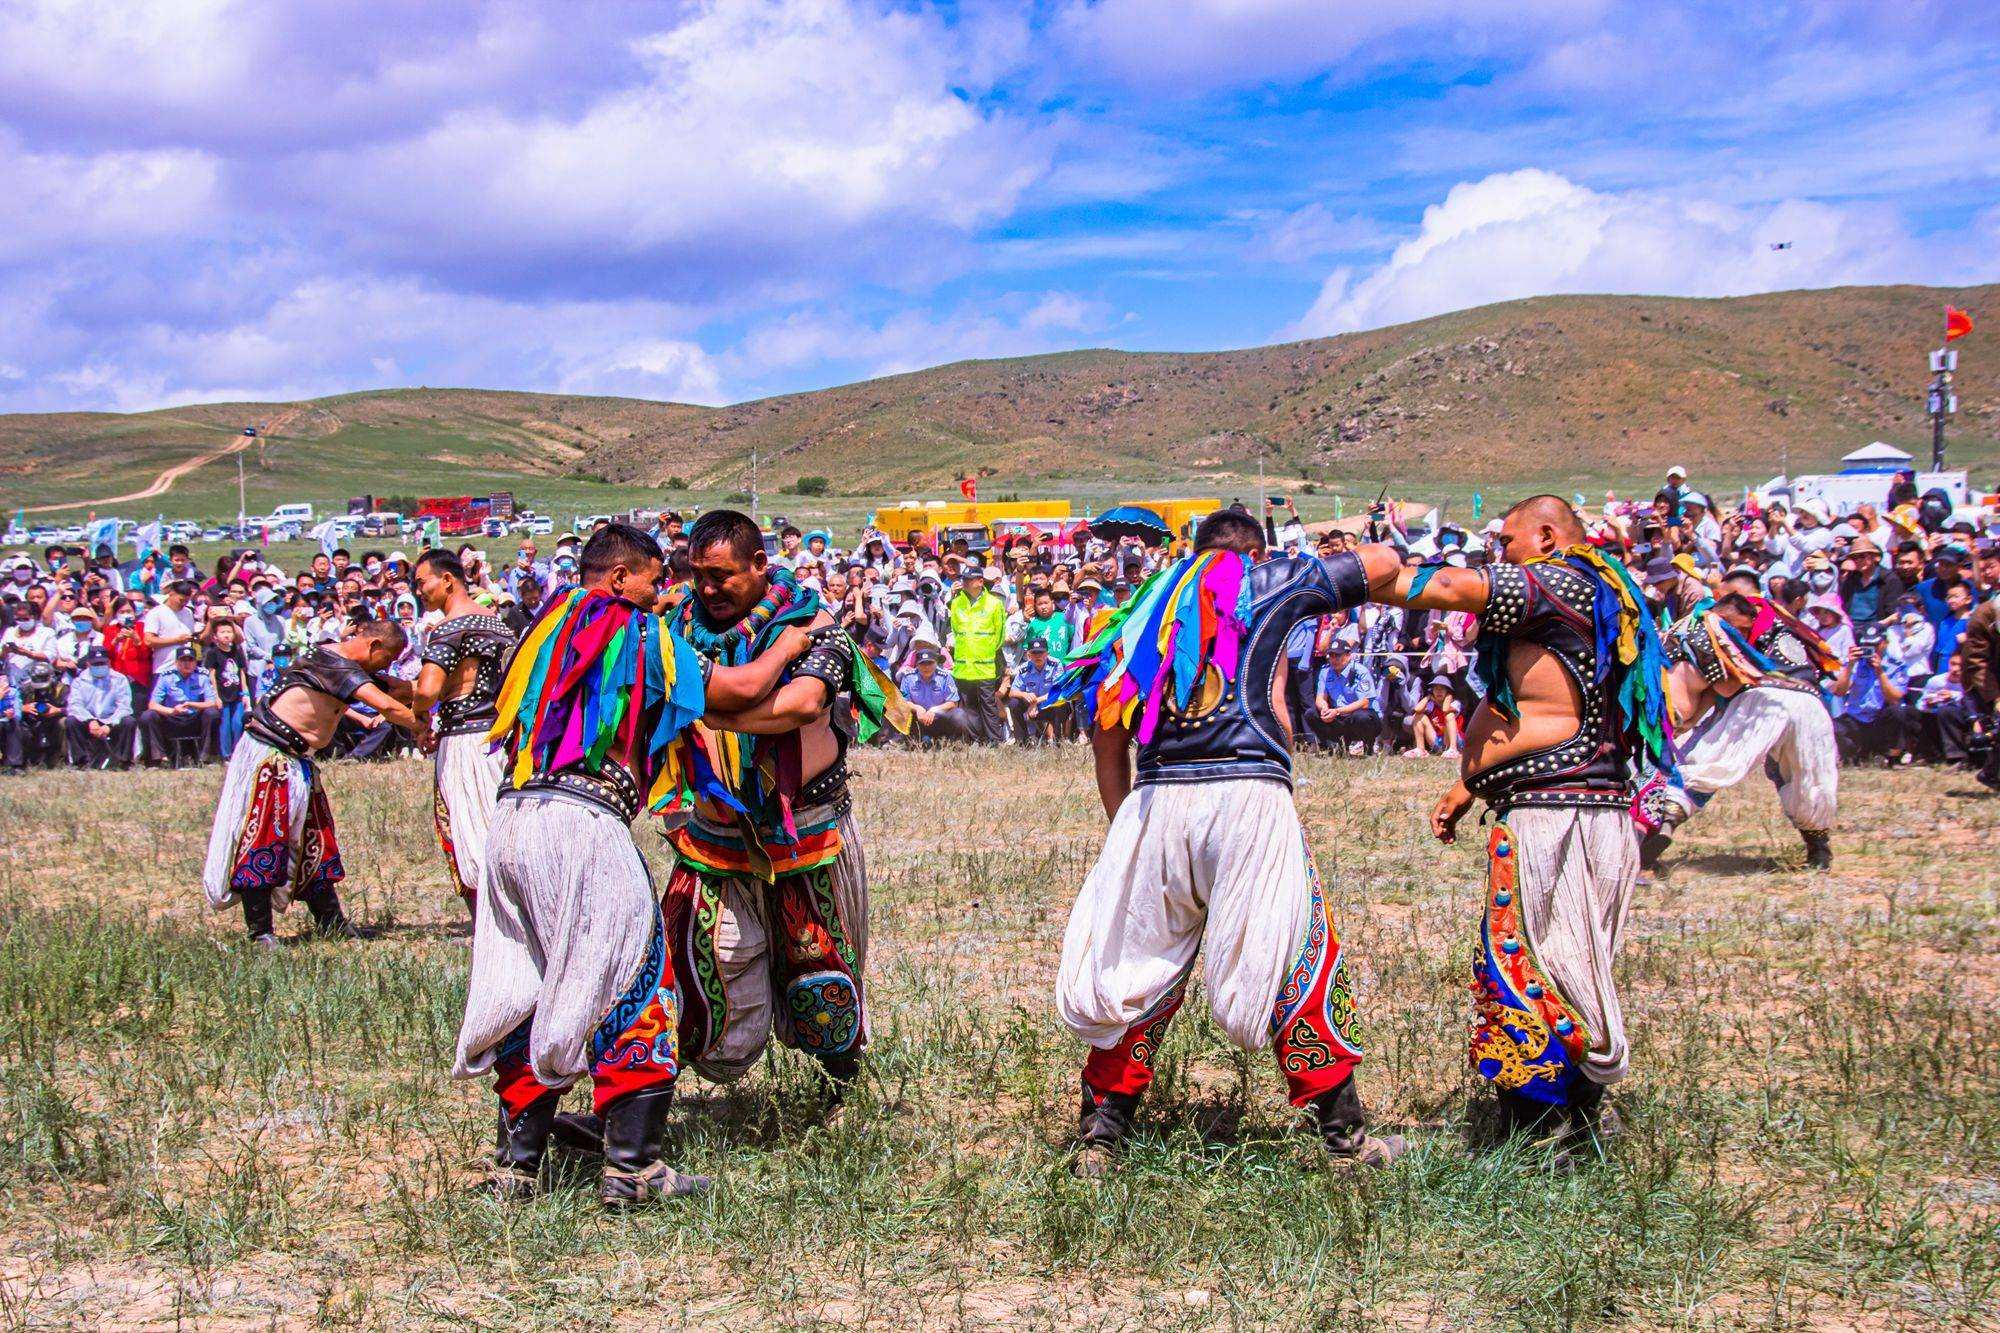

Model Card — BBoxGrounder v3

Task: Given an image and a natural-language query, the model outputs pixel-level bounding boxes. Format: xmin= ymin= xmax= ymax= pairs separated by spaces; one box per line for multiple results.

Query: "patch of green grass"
xmin=0 ymin=751 xmax=1993 ymax=1326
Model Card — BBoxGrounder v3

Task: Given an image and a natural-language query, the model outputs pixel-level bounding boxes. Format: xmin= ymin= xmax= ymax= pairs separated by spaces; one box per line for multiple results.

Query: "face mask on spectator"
xmin=364 ymin=561 xmax=382 ymax=577
xmin=1809 ymin=570 xmax=1836 ymax=592
xmin=88 ymin=664 xmax=110 ymax=682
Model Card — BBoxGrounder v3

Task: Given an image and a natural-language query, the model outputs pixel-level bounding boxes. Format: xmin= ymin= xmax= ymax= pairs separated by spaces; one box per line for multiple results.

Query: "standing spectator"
xmin=144 ymin=580 xmax=198 ymax=676
xmin=143 ymin=644 xmax=219 ymax=765
xmin=63 ymin=646 xmax=135 ymax=769
xmin=1311 ymin=642 xmax=1380 ymax=754
xmin=1934 ymin=583 xmax=1974 ymax=672
xmin=1915 ymin=544 xmax=1972 ymax=625
xmin=1024 ymin=589 xmax=1072 ymax=659
xmin=1838 ymin=537 xmax=1904 ymax=626
xmin=2 ymin=600 xmax=58 ymax=688
xmin=947 ymin=565 xmax=1007 ymax=743
xmin=203 ymin=619 xmax=251 ymax=759
xmin=897 ymin=649 xmax=970 ymax=746
xmin=1681 ymin=492 xmax=1722 ymax=568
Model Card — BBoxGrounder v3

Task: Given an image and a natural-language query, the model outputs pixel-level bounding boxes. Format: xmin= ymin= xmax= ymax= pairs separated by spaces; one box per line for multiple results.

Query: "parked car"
xmin=513 ymin=515 xmax=554 ymax=535
xmin=573 ymin=513 xmax=615 ymax=532
xmin=27 ymin=528 xmax=60 ymax=545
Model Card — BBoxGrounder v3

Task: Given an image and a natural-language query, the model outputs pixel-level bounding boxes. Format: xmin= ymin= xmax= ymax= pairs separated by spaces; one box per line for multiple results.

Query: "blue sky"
xmin=1 ymin=0 xmax=1996 ymax=412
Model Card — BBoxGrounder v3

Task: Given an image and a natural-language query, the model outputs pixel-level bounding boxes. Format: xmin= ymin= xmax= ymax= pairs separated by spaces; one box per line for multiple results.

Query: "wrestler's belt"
xmin=245 ymin=711 xmax=312 ymax=759
xmin=435 ymin=693 xmax=498 ymax=738
xmin=512 ymin=761 xmax=642 ymax=823
xmin=796 ymin=759 xmax=852 ymax=819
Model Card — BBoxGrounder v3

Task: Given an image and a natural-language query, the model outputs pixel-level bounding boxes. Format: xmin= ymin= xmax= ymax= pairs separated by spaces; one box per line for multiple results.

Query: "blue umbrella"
xmin=1087 ymin=504 xmax=1171 ymax=546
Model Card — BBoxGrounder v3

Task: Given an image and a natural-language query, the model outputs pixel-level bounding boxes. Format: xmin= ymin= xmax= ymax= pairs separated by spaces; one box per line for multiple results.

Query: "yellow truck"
xmin=871 ymin=500 xmax=1073 ymax=552
xmin=869 ymin=497 xmax=1221 ymax=550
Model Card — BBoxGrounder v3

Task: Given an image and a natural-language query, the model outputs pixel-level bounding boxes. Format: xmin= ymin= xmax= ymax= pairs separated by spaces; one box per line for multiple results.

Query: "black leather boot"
xmin=1801 ymin=830 xmax=1833 ymax=870
xmin=550 ymin=1111 xmax=603 ymax=1156
xmin=300 ymin=884 xmax=375 ymax=940
xmin=477 ymin=1091 xmax=559 ymax=1200
xmin=599 ymin=1085 xmax=711 ymax=1208
xmin=1071 ymin=1080 xmax=1141 ymax=1178
xmin=1565 ymin=1076 xmax=1620 ymax=1145
xmin=1638 ymin=830 xmax=1673 ymax=876
xmin=240 ymin=885 xmax=277 ymax=947
xmin=815 ymin=1051 xmax=862 ymax=1130
xmin=1307 ymin=1076 xmax=1406 ymax=1168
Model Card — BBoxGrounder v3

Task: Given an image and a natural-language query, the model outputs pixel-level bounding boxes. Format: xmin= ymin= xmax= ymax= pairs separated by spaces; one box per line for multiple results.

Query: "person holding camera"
xmin=1830 ymin=624 xmax=1912 ymax=764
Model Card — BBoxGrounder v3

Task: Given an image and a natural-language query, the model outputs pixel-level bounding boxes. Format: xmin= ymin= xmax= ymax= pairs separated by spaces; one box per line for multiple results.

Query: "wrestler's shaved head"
xmin=1493 ymin=494 xmax=1584 ymax=564
xmin=1503 ymin=495 xmax=1586 ymax=543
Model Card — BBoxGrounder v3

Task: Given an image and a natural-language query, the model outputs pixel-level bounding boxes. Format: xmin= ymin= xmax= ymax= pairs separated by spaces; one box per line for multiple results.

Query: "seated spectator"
xmin=897 ymin=649 xmax=971 ymax=747
xmin=0 ymin=670 xmax=21 ymax=773
xmin=1002 ymin=636 xmax=1070 ymax=746
xmin=1831 ymin=625 xmax=1912 ymax=764
xmin=1374 ymin=655 xmax=1421 ymax=753
xmin=16 ymin=662 xmax=64 ymax=768
xmin=1407 ymin=674 xmax=1462 ymax=758
xmin=1311 ymin=642 xmax=1380 ymax=755
xmin=64 ymin=645 xmax=135 ymax=770
xmin=1913 ymin=649 xmax=1979 ymax=767
xmin=143 ymin=644 xmax=219 ymax=766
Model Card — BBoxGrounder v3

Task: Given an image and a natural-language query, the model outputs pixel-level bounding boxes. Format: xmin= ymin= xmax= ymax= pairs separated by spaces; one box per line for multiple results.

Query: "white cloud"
xmin=291 ymin=0 xmax=1052 ymax=282
xmin=0 ymin=131 xmax=218 ymax=263
xmin=1282 ymin=168 xmax=1997 ymax=339
xmin=0 ymin=272 xmax=724 ymax=412
xmin=1053 ymin=0 xmax=1599 ymax=92
xmin=1245 ymin=203 xmax=1397 ymax=264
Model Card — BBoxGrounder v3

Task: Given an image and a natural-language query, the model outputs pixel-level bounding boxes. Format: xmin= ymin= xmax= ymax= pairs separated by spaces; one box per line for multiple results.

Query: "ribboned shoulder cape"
xmin=669 ymin=567 xmax=908 ymax=868
xmin=486 ymin=586 xmax=711 ymax=813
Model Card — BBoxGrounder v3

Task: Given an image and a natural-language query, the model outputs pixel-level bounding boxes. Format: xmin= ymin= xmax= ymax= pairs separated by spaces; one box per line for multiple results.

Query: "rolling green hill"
xmin=2 ymin=284 xmax=1994 ymax=528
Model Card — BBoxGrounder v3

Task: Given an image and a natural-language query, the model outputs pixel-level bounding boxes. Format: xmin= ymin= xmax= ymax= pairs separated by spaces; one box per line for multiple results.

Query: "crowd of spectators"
xmin=4 ymin=466 xmax=1998 ymax=791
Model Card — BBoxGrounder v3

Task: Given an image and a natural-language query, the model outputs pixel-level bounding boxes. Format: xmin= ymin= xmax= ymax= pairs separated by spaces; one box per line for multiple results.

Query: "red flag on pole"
xmin=960 ymin=477 xmax=976 ymax=500
xmin=1946 ymin=306 xmax=1974 ymax=341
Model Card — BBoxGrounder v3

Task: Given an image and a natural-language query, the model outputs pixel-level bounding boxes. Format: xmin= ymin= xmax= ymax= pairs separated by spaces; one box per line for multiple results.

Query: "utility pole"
xmin=1927 ymin=344 xmax=1957 ymax=472
xmin=1256 ymin=441 xmax=1266 ymax=516
xmin=750 ymin=446 xmax=760 ymax=524
xmin=239 ymin=426 xmax=257 ymax=529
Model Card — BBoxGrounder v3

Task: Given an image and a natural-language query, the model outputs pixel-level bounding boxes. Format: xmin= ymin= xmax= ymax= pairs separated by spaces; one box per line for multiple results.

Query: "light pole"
xmin=1927 ymin=345 xmax=1956 ymax=472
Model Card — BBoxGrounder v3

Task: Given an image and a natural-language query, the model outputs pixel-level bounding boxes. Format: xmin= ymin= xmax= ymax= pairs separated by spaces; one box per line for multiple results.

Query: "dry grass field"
xmin=0 ymin=745 xmax=1995 ymax=1330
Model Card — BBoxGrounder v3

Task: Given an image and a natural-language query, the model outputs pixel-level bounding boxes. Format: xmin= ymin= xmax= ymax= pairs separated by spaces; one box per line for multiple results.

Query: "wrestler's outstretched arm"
xmin=700 ymin=624 xmax=812 ymax=713
xmin=1354 ymin=542 xmax=1491 ymax=613
xmin=352 ymin=681 xmax=422 ymax=735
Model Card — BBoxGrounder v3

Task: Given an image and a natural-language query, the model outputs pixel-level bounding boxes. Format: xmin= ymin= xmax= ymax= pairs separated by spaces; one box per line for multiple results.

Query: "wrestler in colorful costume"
xmin=200 ymin=625 xmax=420 ymax=946
xmin=412 ymin=550 xmax=517 ymax=910
xmin=663 ymin=513 xmax=900 ymax=1112
xmin=1047 ymin=510 xmax=1407 ymax=1174
xmin=451 ymin=524 xmax=806 ymax=1205
xmin=1368 ymin=497 xmax=1676 ymax=1145
xmin=1643 ymin=591 xmax=1838 ymax=872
